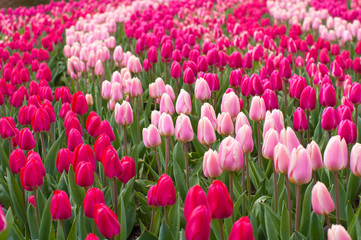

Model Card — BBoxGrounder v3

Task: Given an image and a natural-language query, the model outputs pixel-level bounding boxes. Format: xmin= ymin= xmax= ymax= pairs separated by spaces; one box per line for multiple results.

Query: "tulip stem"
xmin=273 ymin=164 xmax=278 ymax=213
xmin=256 ymin=121 xmax=262 ymax=168
xmin=165 ymin=137 xmax=170 ymax=174
xmin=306 ymin=111 xmax=310 ymax=143
xmin=155 ymin=148 xmax=161 ymax=174
xmin=33 ymin=187 xmax=40 ymax=227
xmin=313 ymin=171 xmax=317 ymax=184
xmin=61 ymin=220 xmax=66 ymax=238
xmin=242 ymin=166 xmax=246 ymax=216
xmin=295 ymin=184 xmax=301 ymax=232
xmin=218 ymin=220 xmax=225 ymax=240
xmin=328 ymin=131 xmax=332 ymax=141
xmin=325 ymin=214 xmax=331 ymax=229
xmin=355 ymin=105 xmax=358 ymax=140
xmin=2 ymin=104 xmax=5 ymax=116
xmin=84 ymin=71 xmax=88 ymax=93
xmin=229 ymin=172 xmax=234 ymax=222
xmin=285 ymin=176 xmax=292 ymax=236
xmin=334 ymin=171 xmax=340 ymax=224
xmin=183 ymin=143 xmax=189 ymax=189
xmin=123 ymin=126 xmax=127 ymax=156
xmin=188 ymin=84 xmax=193 ymax=102
xmin=93 ymin=219 xmax=96 ymax=234
xmin=41 ymin=133 xmax=46 ymax=159
xmin=8 ymin=139 xmax=13 ymax=155
xmin=164 ymin=207 xmax=168 ymax=224
xmin=137 ymin=96 xmax=140 ymax=144
xmin=150 ymin=208 xmax=155 ymax=232
xmin=50 ymin=124 xmax=55 ymax=144
xmin=246 ymin=154 xmax=251 ymax=203
xmin=113 ymin=178 xmax=118 ymax=219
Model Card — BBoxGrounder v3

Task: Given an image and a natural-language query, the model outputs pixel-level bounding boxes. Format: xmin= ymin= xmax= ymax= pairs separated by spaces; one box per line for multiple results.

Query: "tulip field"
xmin=2 ymin=0 xmax=361 ymax=239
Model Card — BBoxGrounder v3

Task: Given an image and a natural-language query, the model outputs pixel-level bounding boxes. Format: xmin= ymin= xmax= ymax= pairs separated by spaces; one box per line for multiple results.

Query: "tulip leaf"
xmin=309 ymin=213 xmax=323 ymax=240
xmin=0 ymin=145 xmax=10 ymax=170
xmin=280 ymin=202 xmax=289 ymax=240
xmin=346 ymin=201 xmax=354 ymax=227
xmin=356 ymin=218 xmax=361 ymax=240
xmin=39 ymin=196 xmax=52 ymax=240
xmin=346 ymin=173 xmax=360 ymax=204
xmin=159 ymin=220 xmax=174 ymax=240
xmin=264 ymin=208 xmax=279 ymax=240
xmin=67 ymin=166 xmax=85 ymax=207
xmin=299 ymin=183 xmax=312 ymax=235
xmin=28 ymin=204 xmax=39 ymax=239
xmin=0 ymin=207 xmax=14 ymax=240
xmin=45 ymin=130 xmax=65 ymax=176
xmin=173 ymin=158 xmax=187 ymax=202
xmin=138 ymin=229 xmax=158 ymax=240
xmin=173 ymin=142 xmax=185 ymax=171
xmin=6 ymin=169 xmax=26 ymax=224
xmin=120 ymin=194 xmax=128 ymax=240
xmin=66 ymin=211 xmax=78 ymax=240
xmin=168 ymin=196 xmax=180 ymax=238
xmin=56 ymin=221 xmax=65 ymax=240
xmin=347 ymin=201 xmax=361 ymax=239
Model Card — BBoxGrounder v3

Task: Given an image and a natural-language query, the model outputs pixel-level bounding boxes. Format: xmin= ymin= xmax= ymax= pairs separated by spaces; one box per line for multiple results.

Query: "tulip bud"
xmin=327 ymin=225 xmax=351 ymax=240
xmin=147 ymin=185 xmax=158 ymax=207
xmin=320 ymin=84 xmax=336 ymax=107
xmin=56 ymin=148 xmax=73 ymax=174
xmin=171 ymin=61 xmax=182 ymax=79
xmin=176 ymin=90 xmax=192 ymax=115
xmin=0 ymin=205 xmax=6 ymax=232
xmin=311 ymin=181 xmax=334 ymax=216
xmin=143 ymin=124 xmax=162 ymax=148
xmin=321 ymin=107 xmax=338 ymax=131
xmin=229 ymin=216 xmax=255 ymax=240
xmin=114 ymin=101 xmax=133 ymax=126
xmin=274 ymin=143 xmax=290 ymax=174
xmin=203 ymin=149 xmax=222 ymax=178
xmin=94 ymin=203 xmax=121 ymax=239
xmin=218 ymin=136 xmax=244 ymax=172
xmin=151 ymin=110 xmax=160 ymax=128
xmin=158 ymin=113 xmax=174 ymax=137
xmin=201 ymin=103 xmax=217 ymax=129
xmin=217 ymin=112 xmax=234 ymax=136
xmin=9 ymin=149 xmax=26 ymax=174
xmin=102 ymin=146 xmax=123 ymax=179
xmin=73 ymin=144 xmax=95 ymax=171
xmin=293 ymin=107 xmax=308 ymax=132
xmin=110 ymin=82 xmax=123 ymax=102
xmin=185 ymin=205 xmax=211 ymax=240
xmin=306 ymin=141 xmax=323 ymax=171
xmin=154 ymin=174 xmax=176 ymax=207
xmin=50 ymin=190 xmax=72 ymax=220
xmin=279 ymin=57 xmax=292 ymax=79
xmin=71 ymin=91 xmax=88 ymax=115
xmin=98 ymin=120 xmax=115 ymax=142
xmin=262 ymin=89 xmax=279 ymax=111
xmin=194 ymin=78 xmax=211 ymax=101
xmin=18 ymin=128 xmax=35 ymax=150
xmin=197 ymin=117 xmax=216 ymax=146
xmin=75 ymin=161 xmax=94 ymax=188
xmin=262 ymin=129 xmax=280 ymax=160
xmin=279 ymin=127 xmax=300 ymax=153
xmin=183 ymin=67 xmax=195 ymax=85
xmin=175 ymin=114 xmax=194 ymax=143
xmin=85 ymin=233 xmax=99 ymax=240
xmin=350 ymin=83 xmax=361 ymax=105
xmin=249 ymin=96 xmax=266 ymax=121
xmin=235 ymin=125 xmax=253 ymax=154
xmin=31 ymin=108 xmax=50 ymax=133
xmin=288 ymin=145 xmax=312 ymax=185
xmin=324 ymin=135 xmax=348 ymax=172
xmin=20 ymin=152 xmax=46 ymax=191
xmin=83 ymin=188 xmax=106 ymax=218
xmin=94 ymin=134 xmax=111 ymax=162
xmin=184 ymin=185 xmax=209 ymax=222
xmin=300 ymin=86 xmax=316 ymax=111
xmin=118 ymin=156 xmax=135 ymax=184
xmin=67 ymin=128 xmax=83 ymax=151
xmin=337 ymin=119 xmax=356 ymax=145
xmin=207 ymin=180 xmax=233 ymax=219
xmin=86 ymin=112 xmax=101 ymax=138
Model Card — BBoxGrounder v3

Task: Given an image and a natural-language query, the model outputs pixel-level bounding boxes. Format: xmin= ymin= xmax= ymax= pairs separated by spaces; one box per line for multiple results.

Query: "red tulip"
xmin=118 ymin=156 xmax=135 ymax=184
xmin=154 ymin=174 xmax=176 ymax=207
xmin=98 ymin=120 xmax=115 ymax=142
xmin=75 ymin=161 xmax=94 ymax=188
xmin=73 ymin=144 xmax=95 ymax=171
xmin=71 ymin=91 xmax=88 ymax=115
xmin=102 ymin=146 xmax=123 ymax=179
xmin=229 ymin=216 xmax=255 ymax=240
xmin=67 ymin=128 xmax=83 ymax=151
xmin=31 ymin=108 xmax=50 ymax=133
xmin=83 ymin=188 xmax=105 ymax=218
xmin=86 ymin=112 xmax=101 ymax=138
xmin=20 ymin=151 xmax=45 ymax=191
xmin=56 ymin=148 xmax=73 ymax=174
xmin=94 ymin=134 xmax=111 ymax=162
xmin=185 ymin=205 xmax=211 ymax=240
xmin=207 ymin=180 xmax=233 ymax=219
xmin=18 ymin=128 xmax=35 ymax=150
xmin=184 ymin=185 xmax=209 ymax=222
xmin=50 ymin=190 xmax=72 ymax=220
xmin=9 ymin=149 xmax=26 ymax=174
xmin=94 ymin=203 xmax=121 ymax=239
xmin=0 ymin=117 xmax=17 ymax=139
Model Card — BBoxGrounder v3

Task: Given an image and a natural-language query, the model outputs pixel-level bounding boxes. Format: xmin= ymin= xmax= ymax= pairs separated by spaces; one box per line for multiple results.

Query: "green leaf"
xmin=66 ymin=212 xmax=78 ymax=240
xmin=45 ymin=130 xmax=65 ymax=176
xmin=309 ymin=213 xmax=323 ymax=240
xmin=0 ymin=207 xmax=14 ymax=240
xmin=280 ymin=202 xmax=289 ymax=240
xmin=120 ymin=194 xmax=127 ymax=240
xmin=299 ymin=183 xmax=313 ymax=235
xmin=6 ymin=169 xmax=26 ymax=224
xmin=56 ymin=221 xmax=65 ymax=240
xmin=39 ymin=196 xmax=52 ymax=240
xmin=173 ymin=159 xmax=187 ymax=202
xmin=173 ymin=142 xmax=185 ymax=171
xmin=67 ymin=166 xmax=85 ymax=207
xmin=346 ymin=174 xmax=360 ymax=204
xmin=264 ymin=208 xmax=279 ymax=240
xmin=159 ymin=220 xmax=174 ymax=240
xmin=138 ymin=229 xmax=158 ymax=240
xmin=28 ymin=205 xmax=39 ymax=239
xmin=168 ymin=196 xmax=180 ymax=238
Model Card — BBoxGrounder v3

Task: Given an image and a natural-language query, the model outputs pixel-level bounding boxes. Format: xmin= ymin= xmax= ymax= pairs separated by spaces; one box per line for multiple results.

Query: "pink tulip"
xmin=235 ymin=112 xmax=251 ymax=133
xmin=165 ymin=85 xmax=175 ymax=101
xmin=324 ymin=136 xmax=348 ymax=171
xmin=218 ymin=136 xmax=244 ymax=172
xmin=127 ymin=55 xmax=142 ymax=73
xmin=151 ymin=110 xmax=160 ymax=128
xmin=221 ymin=91 xmax=241 ymax=119
xmin=288 ymin=145 xmax=312 ymax=185
xmin=158 ymin=113 xmax=174 ymax=137
xmin=203 ymin=149 xmax=222 ymax=178
xmin=312 ymin=181 xmax=335 ymax=216
xmin=175 ymin=114 xmax=194 ymax=143
xmin=110 ymin=82 xmax=123 ymax=102
xmin=306 ymin=141 xmax=323 ymax=171
xmin=249 ymin=96 xmax=266 ymax=122
xmin=262 ymin=129 xmax=279 ymax=160
xmin=337 ymin=119 xmax=357 ymax=145
xmin=351 ymin=143 xmax=361 ymax=178
xmin=101 ymin=81 xmax=111 ymax=100
xmin=159 ymin=93 xmax=174 ymax=115
xmin=94 ymin=60 xmax=104 ymax=76
xmin=236 ymin=125 xmax=254 ymax=154
xmin=114 ymin=101 xmax=133 ymax=126
xmin=274 ymin=143 xmax=290 ymax=174
xmin=143 ymin=124 xmax=162 ymax=148
xmin=217 ymin=112 xmax=234 ymax=136
xmin=293 ymin=107 xmax=308 ymax=132
xmin=194 ymin=78 xmax=211 ymax=101
xmin=176 ymin=90 xmax=192 ymax=115
xmin=201 ymin=103 xmax=217 ymax=129
xmin=327 ymin=225 xmax=351 ymax=240
xmin=197 ymin=117 xmax=216 ymax=146
xmin=279 ymin=127 xmax=300 ymax=153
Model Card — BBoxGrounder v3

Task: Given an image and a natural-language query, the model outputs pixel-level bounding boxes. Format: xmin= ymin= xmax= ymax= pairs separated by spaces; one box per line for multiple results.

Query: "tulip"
xmin=101 ymin=81 xmax=111 ymax=100
xmin=158 ymin=113 xmax=174 ymax=137
xmin=75 ymin=161 xmax=94 ymax=188
xmin=306 ymin=141 xmax=323 ymax=184
xmin=176 ymin=89 xmax=192 ymax=115
xmin=147 ymin=185 xmax=158 ymax=207
xmin=151 ymin=110 xmax=160 ymax=127
xmin=9 ymin=149 xmax=26 ymax=174
xmin=0 ymin=205 xmax=6 ymax=232
xmin=265 ymin=110 xmax=285 ymax=135
xmin=300 ymin=86 xmax=316 ymax=112
xmin=197 ymin=117 xmax=216 ymax=147
xmin=185 ymin=205 xmax=211 ymax=240
xmin=207 ymin=180 xmax=233 ymax=219
xmin=110 ymin=82 xmax=123 ymax=102
xmin=98 ymin=120 xmax=115 ymax=142
xmin=73 ymin=144 xmax=95 ymax=171
xmin=155 ymin=174 xmax=176 ymax=223
xmin=229 ymin=216 xmax=255 ymax=240
xmin=114 ymin=101 xmax=133 ymax=126
xmin=320 ymin=84 xmax=337 ymax=107
xmin=175 ymin=114 xmax=194 ymax=143
xmin=221 ymin=91 xmax=241 ymax=119
xmin=85 ymin=94 xmax=93 ymax=106
xmin=71 ymin=91 xmax=88 ymax=115
xmin=159 ymin=93 xmax=174 ymax=115
xmin=94 ymin=203 xmax=121 ymax=239
xmin=20 ymin=152 xmax=45 ymax=191
xmin=86 ymin=112 xmax=101 ymax=138
xmin=184 ymin=185 xmax=209 ymax=222
xmin=31 ymin=108 xmax=50 ymax=133
xmin=249 ymin=96 xmax=266 ymax=121
xmin=56 ymin=148 xmax=73 ymax=174
xmin=194 ymin=77 xmax=211 ymax=101
xmin=83 ymin=188 xmax=105 ymax=219
xmin=118 ymin=156 xmax=135 ymax=184
xmin=85 ymin=233 xmax=99 ymax=240
xmin=102 ymin=146 xmax=123 ymax=179
xmin=280 ymin=127 xmax=301 ymax=153
xmin=18 ymin=128 xmax=35 ymax=150
xmin=324 ymin=136 xmax=348 ymax=172
xmin=293 ymin=108 xmax=308 ymax=136
xmin=183 ymin=67 xmax=195 ymax=85
xmin=218 ymin=136 xmax=243 ymax=172
xmin=262 ymin=89 xmax=279 ymax=111
xmin=217 ymin=112 xmax=234 ymax=136
xmin=201 ymin=103 xmax=217 ymax=129
xmin=203 ymin=149 xmax=222 ymax=178
xmin=337 ymin=119 xmax=356 ymax=145
xmin=288 ymin=145 xmax=312 ymax=231
xmin=350 ymin=143 xmax=361 ymax=178
xmin=327 ymin=225 xmax=351 ymax=240
xmin=311 ymin=182 xmax=334 ymax=225
xmin=50 ymin=190 xmax=71 ymax=220
xmin=321 ymin=107 xmax=338 ymax=137
xmin=67 ymin=129 xmax=83 ymax=151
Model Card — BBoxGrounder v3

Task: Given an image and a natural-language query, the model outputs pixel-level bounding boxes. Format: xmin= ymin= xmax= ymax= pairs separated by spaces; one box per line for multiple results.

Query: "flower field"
xmin=0 ymin=0 xmax=361 ymax=239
